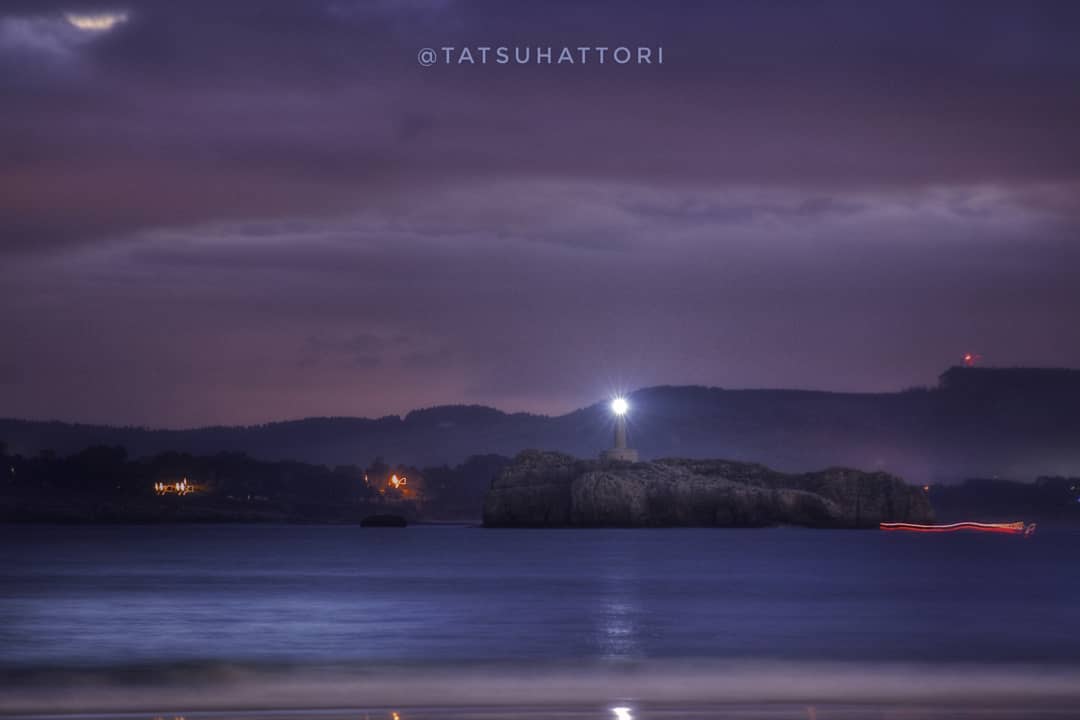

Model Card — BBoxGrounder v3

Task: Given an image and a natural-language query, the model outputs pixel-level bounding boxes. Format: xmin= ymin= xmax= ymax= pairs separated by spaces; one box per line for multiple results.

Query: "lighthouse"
xmin=601 ymin=396 xmax=639 ymax=463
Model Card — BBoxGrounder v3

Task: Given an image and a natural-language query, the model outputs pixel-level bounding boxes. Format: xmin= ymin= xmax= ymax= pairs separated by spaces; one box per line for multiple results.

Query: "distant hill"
xmin=931 ymin=476 xmax=1080 ymax=525
xmin=3 ymin=366 xmax=1080 ymax=484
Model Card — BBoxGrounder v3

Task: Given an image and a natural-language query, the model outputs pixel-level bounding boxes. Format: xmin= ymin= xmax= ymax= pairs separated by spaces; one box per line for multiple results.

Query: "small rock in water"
xmin=360 ymin=514 xmax=408 ymax=527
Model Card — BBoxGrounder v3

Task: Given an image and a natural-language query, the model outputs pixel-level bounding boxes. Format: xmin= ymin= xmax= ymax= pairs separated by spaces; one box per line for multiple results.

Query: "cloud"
xmin=301 ymin=333 xmax=386 ymax=370
xmin=2 ymin=0 xmax=1079 ymax=424
xmin=0 ymin=15 xmax=75 ymax=55
xmin=4 ymin=174 xmax=1077 ymax=424
xmin=3 ymin=0 xmax=1080 ymax=258
xmin=64 ymin=12 xmax=129 ymax=32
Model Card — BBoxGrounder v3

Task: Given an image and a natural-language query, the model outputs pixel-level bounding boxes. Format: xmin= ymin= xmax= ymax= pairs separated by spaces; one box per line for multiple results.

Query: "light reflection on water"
xmin=598 ymin=598 xmax=640 ymax=659
xmin=595 ymin=557 xmax=644 ymax=659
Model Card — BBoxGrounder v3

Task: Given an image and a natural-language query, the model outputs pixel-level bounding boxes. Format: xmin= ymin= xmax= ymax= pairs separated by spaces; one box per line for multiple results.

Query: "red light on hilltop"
xmin=962 ymin=352 xmax=982 ymax=367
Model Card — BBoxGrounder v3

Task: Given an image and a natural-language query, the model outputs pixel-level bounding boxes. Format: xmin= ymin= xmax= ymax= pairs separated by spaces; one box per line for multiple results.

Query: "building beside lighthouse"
xmin=600 ymin=397 xmax=639 ymax=463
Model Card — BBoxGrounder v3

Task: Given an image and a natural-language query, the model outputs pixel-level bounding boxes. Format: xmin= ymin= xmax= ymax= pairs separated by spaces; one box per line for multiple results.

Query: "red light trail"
xmin=880 ymin=521 xmax=1036 ymax=536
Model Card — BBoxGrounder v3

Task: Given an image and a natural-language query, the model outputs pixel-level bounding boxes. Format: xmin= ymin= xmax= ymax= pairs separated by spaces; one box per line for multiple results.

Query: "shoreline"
xmin=5 ymin=660 xmax=1080 ymax=717
xmin=4 ymin=704 xmax=1080 ymax=720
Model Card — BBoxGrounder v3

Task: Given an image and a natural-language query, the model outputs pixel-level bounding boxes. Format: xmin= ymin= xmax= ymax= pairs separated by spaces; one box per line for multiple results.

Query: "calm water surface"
xmin=1 ymin=524 xmax=1076 ymax=668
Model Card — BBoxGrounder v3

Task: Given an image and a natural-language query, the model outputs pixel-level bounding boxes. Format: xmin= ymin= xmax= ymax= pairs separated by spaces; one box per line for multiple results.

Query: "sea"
xmin=1 ymin=524 xmax=1078 ymax=719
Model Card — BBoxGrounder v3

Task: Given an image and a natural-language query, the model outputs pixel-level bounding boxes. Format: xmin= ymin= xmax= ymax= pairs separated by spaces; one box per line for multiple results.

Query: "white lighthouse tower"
xmin=601 ymin=397 xmax=639 ymax=463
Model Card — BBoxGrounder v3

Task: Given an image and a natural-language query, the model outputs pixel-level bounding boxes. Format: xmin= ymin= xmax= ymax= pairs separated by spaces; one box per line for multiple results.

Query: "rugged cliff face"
xmin=483 ymin=450 xmax=934 ymax=528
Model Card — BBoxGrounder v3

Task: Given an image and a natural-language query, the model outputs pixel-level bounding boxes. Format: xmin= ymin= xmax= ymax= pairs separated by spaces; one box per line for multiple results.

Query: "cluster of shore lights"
xmin=389 ymin=474 xmax=408 ymax=489
xmin=154 ymin=478 xmax=194 ymax=496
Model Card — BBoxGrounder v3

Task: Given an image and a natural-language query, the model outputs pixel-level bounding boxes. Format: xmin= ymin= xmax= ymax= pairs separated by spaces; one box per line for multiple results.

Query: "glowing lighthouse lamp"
xmin=601 ymin=396 xmax=639 ymax=463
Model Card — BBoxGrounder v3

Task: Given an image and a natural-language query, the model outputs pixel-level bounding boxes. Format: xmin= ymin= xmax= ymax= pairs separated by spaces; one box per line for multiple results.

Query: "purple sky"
xmin=2 ymin=0 xmax=1079 ymax=427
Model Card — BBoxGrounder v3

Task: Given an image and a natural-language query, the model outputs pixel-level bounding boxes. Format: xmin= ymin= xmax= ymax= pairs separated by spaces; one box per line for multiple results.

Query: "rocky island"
xmin=483 ymin=450 xmax=934 ymax=528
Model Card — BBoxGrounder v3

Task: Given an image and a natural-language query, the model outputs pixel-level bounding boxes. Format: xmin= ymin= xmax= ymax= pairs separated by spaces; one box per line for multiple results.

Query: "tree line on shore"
xmin=0 ymin=441 xmax=509 ymax=523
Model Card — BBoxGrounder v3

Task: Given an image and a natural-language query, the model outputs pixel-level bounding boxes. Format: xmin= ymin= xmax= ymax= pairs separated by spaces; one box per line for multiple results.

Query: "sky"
xmin=2 ymin=0 xmax=1079 ymax=427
